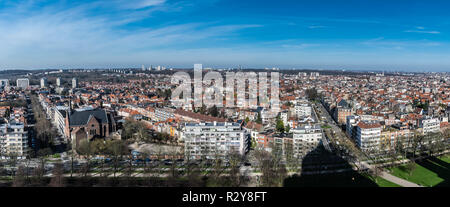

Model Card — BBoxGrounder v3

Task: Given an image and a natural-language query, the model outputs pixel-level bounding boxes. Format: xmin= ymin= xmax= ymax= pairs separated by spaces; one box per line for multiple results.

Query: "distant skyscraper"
xmin=16 ymin=78 xmax=29 ymax=89
xmin=142 ymin=64 xmax=145 ymax=71
xmin=40 ymin=77 xmax=48 ymax=88
xmin=194 ymin=64 xmax=202 ymax=71
xmin=56 ymin=77 xmax=62 ymax=87
xmin=72 ymin=78 xmax=78 ymax=89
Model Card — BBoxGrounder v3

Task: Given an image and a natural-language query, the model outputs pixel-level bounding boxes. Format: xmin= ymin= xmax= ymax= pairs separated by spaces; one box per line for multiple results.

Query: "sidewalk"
xmin=380 ymin=171 xmax=422 ymax=187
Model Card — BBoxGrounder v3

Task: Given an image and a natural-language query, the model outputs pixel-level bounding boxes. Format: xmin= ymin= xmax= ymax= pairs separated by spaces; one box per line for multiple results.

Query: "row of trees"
xmin=9 ymin=138 xmax=254 ymax=187
xmin=30 ymin=95 xmax=58 ymax=153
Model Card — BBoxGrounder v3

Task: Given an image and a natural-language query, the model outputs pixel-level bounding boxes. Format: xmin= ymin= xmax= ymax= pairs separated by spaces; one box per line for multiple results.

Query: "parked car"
xmin=164 ymin=159 xmax=173 ymax=166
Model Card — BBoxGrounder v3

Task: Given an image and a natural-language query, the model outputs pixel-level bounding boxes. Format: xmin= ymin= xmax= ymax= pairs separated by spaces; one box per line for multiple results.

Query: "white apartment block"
xmin=355 ymin=121 xmax=382 ymax=151
xmin=183 ymin=122 xmax=249 ymax=159
xmin=0 ymin=123 xmax=29 ymax=159
xmin=56 ymin=77 xmax=62 ymax=87
xmin=280 ymin=110 xmax=289 ymax=126
xmin=40 ymin=77 xmax=48 ymax=88
xmin=16 ymin=78 xmax=29 ymax=89
xmin=72 ymin=78 xmax=78 ymax=89
xmin=54 ymin=106 xmax=69 ymax=139
xmin=154 ymin=107 xmax=175 ymax=122
xmin=420 ymin=117 xmax=440 ymax=135
xmin=295 ymin=103 xmax=312 ymax=118
xmin=291 ymin=124 xmax=323 ymax=158
xmin=310 ymin=72 xmax=320 ymax=77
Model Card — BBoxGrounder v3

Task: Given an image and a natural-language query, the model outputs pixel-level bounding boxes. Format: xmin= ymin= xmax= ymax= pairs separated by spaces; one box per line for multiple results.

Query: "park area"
xmin=387 ymin=155 xmax=450 ymax=187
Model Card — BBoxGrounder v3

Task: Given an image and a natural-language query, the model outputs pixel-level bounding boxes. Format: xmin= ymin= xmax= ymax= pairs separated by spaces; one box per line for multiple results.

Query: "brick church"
xmin=64 ymin=108 xmax=117 ymax=148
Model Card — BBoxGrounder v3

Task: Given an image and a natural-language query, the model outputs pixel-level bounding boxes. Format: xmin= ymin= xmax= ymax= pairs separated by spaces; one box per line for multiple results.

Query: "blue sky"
xmin=0 ymin=0 xmax=450 ymax=71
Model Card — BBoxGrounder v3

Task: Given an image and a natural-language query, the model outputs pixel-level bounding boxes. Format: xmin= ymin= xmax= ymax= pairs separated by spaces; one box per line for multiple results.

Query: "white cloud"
xmin=405 ymin=30 xmax=440 ymax=34
xmin=0 ymin=1 xmax=261 ymax=69
xmin=116 ymin=0 xmax=167 ymax=9
xmin=308 ymin=25 xmax=327 ymax=29
xmin=361 ymin=38 xmax=443 ymax=48
xmin=282 ymin=43 xmax=321 ymax=49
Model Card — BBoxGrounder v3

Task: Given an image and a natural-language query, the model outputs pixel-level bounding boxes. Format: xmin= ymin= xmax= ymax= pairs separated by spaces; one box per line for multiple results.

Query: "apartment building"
xmin=0 ymin=123 xmax=29 ymax=159
xmin=420 ymin=117 xmax=441 ymax=135
xmin=355 ymin=121 xmax=382 ymax=151
xmin=40 ymin=77 xmax=48 ymax=88
xmin=280 ymin=110 xmax=289 ymax=126
xmin=291 ymin=124 xmax=323 ymax=158
xmin=72 ymin=78 xmax=78 ymax=89
xmin=154 ymin=107 xmax=175 ymax=122
xmin=183 ymin=122 xmax=249 ymax=159
xmin=380 ymin=128 xmax=413 ymax=150
xmin=346 ymin=115 xmax=359 ymax=138
xmin=16 ymin=78 xmax=29 ymax=89
xmin=294 ymin=103 xmax=312 ymax=118
xmin=334 ymin=99 xmax=352 ymax=125
xmin=53 ymin=106 xmax=69 ymax=139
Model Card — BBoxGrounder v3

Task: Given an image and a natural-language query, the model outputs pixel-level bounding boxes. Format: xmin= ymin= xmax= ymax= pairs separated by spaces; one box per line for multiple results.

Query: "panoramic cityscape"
xmin=0 ymin=0 xmax=449 ymax=193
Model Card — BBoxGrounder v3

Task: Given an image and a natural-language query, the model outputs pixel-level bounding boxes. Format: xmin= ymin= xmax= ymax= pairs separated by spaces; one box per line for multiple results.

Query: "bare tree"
xmin=254 ymin=147 xmax=287 ymax=187
xmin=12 ymin=166 xmax=27 ymax=187
xmin=48 ymin=162 xmax=65 ymax=187
xmin=106 ymin=140 xmax=127 ymax=180
xmin=77 ymin=139 xmax=95 ymax=177
xmin=184 ymin=148 xmax=202 ymax=187
xmin=227 ymin=150 xmax=246 ymax=187
xmin=405 ymin=161 xmax=416 ymax=176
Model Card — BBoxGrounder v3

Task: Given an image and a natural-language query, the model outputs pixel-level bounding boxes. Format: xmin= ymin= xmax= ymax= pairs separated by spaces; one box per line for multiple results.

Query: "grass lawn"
xmin=438 ymin=155 xmax=450 ymax=163
xmin=284 ymin=171 xmax=380 ymax=187
xmin=373 ymin=177 xmax=402 ymax=187
xmin=389 ymin=155 xmax=450 ymax=187
xmin=362 ymin=174 xmax=401 ymax=187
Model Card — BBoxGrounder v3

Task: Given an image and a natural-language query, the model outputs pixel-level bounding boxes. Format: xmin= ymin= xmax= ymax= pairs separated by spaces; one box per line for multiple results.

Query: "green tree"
xmin=208 ymin=105 xmax=219 ymax=117
xmin=285 ymin=125 xmax=291 ymax=133
xmin=245 ymin=117 xmax=250 ymax=124
xmin=276 ymin=118 xmax=285 ymax=133
xmin=256 ymin=112 xmax=262 ymax=124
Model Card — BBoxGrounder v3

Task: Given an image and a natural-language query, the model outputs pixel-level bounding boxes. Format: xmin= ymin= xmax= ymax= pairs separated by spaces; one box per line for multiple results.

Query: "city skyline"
xmin=1 ymin=0 xmax=450 ymax=71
